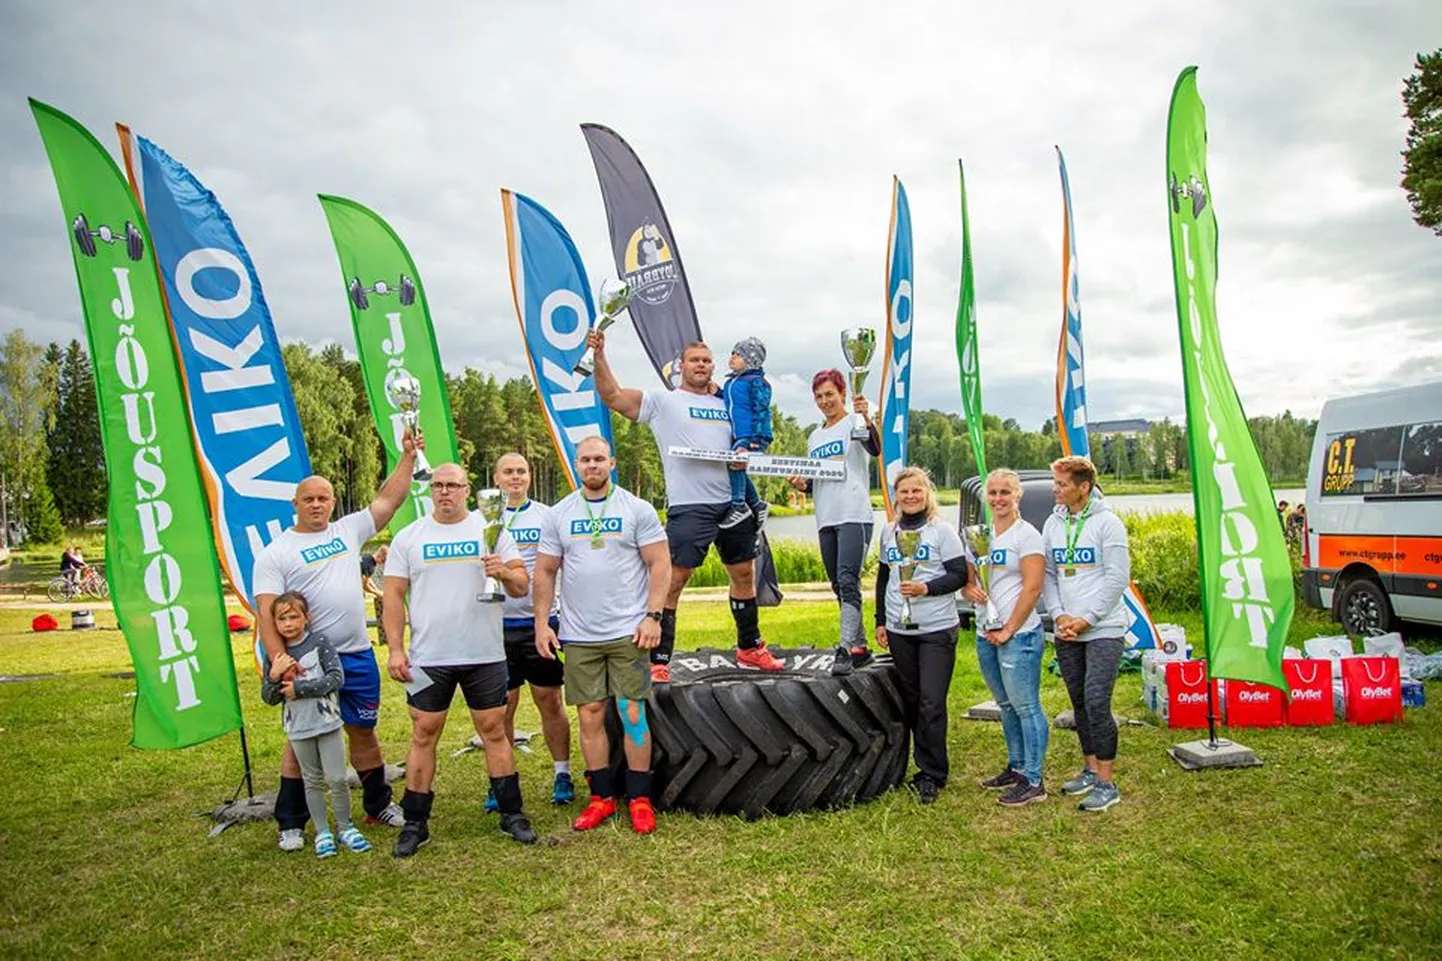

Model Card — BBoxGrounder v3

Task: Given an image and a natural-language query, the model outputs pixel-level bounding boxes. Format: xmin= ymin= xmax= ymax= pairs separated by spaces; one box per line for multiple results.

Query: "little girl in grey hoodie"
xmin=261 ymin=591 xmax=371 ymax=857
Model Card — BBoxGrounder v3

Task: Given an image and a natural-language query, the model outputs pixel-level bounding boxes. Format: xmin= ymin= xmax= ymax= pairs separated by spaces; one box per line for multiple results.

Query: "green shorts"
xmin=563 ymin=637 xmax=651 ymax=706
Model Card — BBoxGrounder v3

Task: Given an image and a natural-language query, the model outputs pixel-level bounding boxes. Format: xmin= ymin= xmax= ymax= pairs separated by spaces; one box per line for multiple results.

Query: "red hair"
xmin=812 ymin=369 xmax=846 ymax=396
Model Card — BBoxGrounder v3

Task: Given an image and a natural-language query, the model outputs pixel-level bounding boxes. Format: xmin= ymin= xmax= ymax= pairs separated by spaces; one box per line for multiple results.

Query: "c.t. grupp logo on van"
xmin=570 ymin=517 xmax=624 ymax=539
xmin=810 ymin=439 xmax=845 ymax=460
xmin=301 ymin=537 xmax=348 ymax=566
xmin=422 ymin=540 xmax=481 ymax=562
xmin=1050 ymin=546 xmax=1098 ymax=567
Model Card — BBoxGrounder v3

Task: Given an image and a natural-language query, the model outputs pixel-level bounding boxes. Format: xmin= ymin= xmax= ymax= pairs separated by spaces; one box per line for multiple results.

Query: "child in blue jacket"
xmin=720 ymin=337 xmax=773 ymax=529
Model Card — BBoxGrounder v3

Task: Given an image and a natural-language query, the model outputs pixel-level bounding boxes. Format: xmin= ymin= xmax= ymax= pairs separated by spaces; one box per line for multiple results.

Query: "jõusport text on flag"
xmin=31 ymin=99 xmax=242 ymax=749
xmin=954 ymin=161 xmax=988 ymax=497
xmin=1166 ymin=67 xmax=1291 ymax=689
xmin=318 ymin=195 xmax=457 ymax=531
xmin=501 ymin=188 xmax=616 ymax=488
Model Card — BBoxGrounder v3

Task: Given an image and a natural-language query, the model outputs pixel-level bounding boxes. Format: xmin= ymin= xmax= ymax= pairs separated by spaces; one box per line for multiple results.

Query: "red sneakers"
xmin=736 ymin=642 xmax=785 ymax=672
xmin=572 ymin=796 xmax=618 ymax=831
xmin=628 ymin=797 xmax=657 ymax=834
xmin=650 ymin=662 xmax=671 ymax=684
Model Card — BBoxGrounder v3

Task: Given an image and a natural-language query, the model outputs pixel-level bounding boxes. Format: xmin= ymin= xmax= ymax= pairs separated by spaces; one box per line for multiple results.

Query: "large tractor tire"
xmin=608 ymin=647 xmax=910 ymax=819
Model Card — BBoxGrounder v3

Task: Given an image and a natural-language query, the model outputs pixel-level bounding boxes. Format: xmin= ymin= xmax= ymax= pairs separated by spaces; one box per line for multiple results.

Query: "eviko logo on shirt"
xmin=883 ymin=544 xmax=933 ymax=563
xmin=570 ymin=517 xmax=624 ymax=538
xmin=688 ymin=407 xmax=729 ymax=422
xmin=300 ymin=537 xmax=348 ymax=565
xmin=810 ymin=439 xmax=845 ymax=460
xmin=1050 ymin=546 xmax=1098 ymax=566
xmin=422 ymin=540 xmax=481 ymax=562
xmin=509 ymin=528 xmax=542 ymax=545
xmin=989 ymin=548 xmax=1008 ymax=566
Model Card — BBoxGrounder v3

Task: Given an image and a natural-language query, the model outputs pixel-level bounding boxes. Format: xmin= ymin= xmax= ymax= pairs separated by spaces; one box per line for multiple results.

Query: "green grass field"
xmin=1 ymin=600 xmax=1438 ymax=960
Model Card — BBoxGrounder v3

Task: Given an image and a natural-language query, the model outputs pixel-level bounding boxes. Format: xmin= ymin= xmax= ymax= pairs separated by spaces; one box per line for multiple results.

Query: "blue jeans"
xmin=975 ymin=626 xmax=1049 ymax=785
xmin=728 ymin=438 xmax=765 ymax=507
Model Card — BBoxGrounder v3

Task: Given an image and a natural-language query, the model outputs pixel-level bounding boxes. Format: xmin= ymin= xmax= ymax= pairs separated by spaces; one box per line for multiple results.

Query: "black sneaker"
xmin=499 ymin=812 xmax=538 ymax=844
xmin=848 ymin=646 xmax=874 ymax=669
xmin=392 ymin=820 xmax=429 ymax=858
xmin=754 ymin=502 xmax=770 ymax=529
xmin=998 ymin=780 xmax=1047 ymax=807
xmin=978 ymin=767 xmax=1024 ymax=791
xmin=717 ymin=504 xmax=752 ymax=529
xmin=830 ymin=647 xmax=854 ymax=676
xmin=914 ymin=776 xmax=941 ymax=805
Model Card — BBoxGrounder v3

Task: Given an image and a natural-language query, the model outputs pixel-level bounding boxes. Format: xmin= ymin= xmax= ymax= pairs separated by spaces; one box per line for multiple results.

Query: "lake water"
xmin=763 ymin=488 xmax=1306 ymax=545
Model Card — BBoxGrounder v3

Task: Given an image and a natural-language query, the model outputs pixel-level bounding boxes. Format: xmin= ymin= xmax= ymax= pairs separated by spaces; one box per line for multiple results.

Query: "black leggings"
xmin=1054 ymin=637 xmax=1125 ymax=762
xmin=887 ymin=626 xmax=958 ymax=784
xmin=820 ymin=523 xmax=871 ymax=648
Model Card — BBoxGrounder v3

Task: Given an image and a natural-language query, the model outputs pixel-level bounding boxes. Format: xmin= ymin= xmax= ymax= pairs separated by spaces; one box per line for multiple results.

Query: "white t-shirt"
xmin=384 ymin=511 xmax=522 ymax=668
xmin=499 ymin=500 xmax=553 ymax=624
xmin=878 ymin=518 xmax=965 ymax=634
xmin=971 ymin=519 xmax=1045 ymax=634
xmin=538 ymin=485 xmax=668 ymax=643
xmin=638 ymin=387 xmax=733 ymax=507
xmin=252 ymin=509 xmax=377 ymax=655
xmin=808 ymin=418 xmax=873 ymax=530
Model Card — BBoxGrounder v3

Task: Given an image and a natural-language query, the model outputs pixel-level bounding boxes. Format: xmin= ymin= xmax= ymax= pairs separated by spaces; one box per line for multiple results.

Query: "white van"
xmin=1303 ymin=382 xmax=1442 ymax=635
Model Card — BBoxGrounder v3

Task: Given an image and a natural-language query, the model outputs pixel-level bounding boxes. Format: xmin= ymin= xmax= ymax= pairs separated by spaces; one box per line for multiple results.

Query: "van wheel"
xmin=1338 ymin=577 xmax=1395 ymax=637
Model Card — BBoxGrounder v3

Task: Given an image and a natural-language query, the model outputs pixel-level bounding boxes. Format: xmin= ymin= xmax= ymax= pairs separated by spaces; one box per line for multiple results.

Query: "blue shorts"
xmin=338 ymin=650 xmax=381 ymax=728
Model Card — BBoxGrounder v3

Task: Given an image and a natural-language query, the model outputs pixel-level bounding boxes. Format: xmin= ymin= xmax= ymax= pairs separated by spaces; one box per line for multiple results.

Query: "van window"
xmin=1320 ymin=425 xmax=1404 ymax=496
xmin=1399 ymin=421 xmax=1442 ymax=494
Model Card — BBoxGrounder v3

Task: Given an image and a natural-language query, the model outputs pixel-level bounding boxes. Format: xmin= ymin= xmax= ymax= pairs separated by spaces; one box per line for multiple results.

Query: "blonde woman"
xmin=963 ymin=469 xmax=1048 ymax=806
xmin=875 ymin=467 xmax=969 ymax=804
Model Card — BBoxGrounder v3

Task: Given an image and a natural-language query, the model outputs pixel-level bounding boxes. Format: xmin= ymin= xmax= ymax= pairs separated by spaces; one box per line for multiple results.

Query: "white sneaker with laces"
xmin=278 ymin=828 xmax=304 ymax=852
xmin=367 ymin=802 xmax=405 ymax=827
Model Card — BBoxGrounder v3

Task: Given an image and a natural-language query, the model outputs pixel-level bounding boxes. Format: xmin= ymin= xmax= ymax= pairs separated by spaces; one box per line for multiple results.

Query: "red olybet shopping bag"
xmin=1165 ymin=660 xmax=1217 ymax=729
xmin=1224 ymin=679 xmax=1285 ymax=728
xmin=1282 ymin=659 xmax=1334 ymax=726
xmin=1341 ymin=656 xmax=1403 ymax=725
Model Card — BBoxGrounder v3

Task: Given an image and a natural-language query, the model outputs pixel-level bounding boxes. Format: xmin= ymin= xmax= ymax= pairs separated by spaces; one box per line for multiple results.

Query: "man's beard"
xmin=582 ymin=473 xmax=609 ymax=492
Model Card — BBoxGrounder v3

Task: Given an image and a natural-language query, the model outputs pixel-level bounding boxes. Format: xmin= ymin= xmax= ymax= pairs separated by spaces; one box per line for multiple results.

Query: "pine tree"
xmin=47 ymin=341 xmax=106 ymax=527
xmin=26 ymin=471 xmax=63 ymax=545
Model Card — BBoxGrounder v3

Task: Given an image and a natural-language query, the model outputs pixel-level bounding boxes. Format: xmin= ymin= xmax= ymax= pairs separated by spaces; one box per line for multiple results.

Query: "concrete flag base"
xmin=1169 ymin=738 xmax=1263 ymax=770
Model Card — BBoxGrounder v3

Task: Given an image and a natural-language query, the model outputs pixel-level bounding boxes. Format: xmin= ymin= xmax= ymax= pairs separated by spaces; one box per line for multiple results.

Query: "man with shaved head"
xmin=491 ymin=451 xmax=573 ymax=808
xmin=533 ymin=436 xmax=671 ymax=833
xmin=382 ymin=462 xmax=536 ymax=853
xmin=252 ymin=431 xmax=423 ymax=851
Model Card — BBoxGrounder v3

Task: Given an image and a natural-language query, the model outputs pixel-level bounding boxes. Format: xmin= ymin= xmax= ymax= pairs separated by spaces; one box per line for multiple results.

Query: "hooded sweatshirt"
xmin=1040 ymin=491 xmax=1129 ymax=642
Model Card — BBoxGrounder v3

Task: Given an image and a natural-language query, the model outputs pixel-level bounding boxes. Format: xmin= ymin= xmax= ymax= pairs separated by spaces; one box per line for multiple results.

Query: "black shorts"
xmin=666 ymin=502 xmax=759 ymax=569
xmin=406 ymin=662 xmax=508 ymax=714
xmin=502 ymin=624 xmax=565 ymax=690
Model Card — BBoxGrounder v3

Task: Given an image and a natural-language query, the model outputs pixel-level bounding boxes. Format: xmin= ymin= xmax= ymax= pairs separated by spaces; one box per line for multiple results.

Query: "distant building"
xmin=1089 ymin=418 xmax=1151 ymax=438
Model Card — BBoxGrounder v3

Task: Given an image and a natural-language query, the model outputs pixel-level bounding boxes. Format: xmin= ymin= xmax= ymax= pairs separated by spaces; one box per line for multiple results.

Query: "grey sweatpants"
xmin=291 ymin=727 xmax=351 ymax=832
xmin=820 ymin=522 xmax=872 ymax=649
xmin=1054 ymin=636 xmax=1125 ymax=762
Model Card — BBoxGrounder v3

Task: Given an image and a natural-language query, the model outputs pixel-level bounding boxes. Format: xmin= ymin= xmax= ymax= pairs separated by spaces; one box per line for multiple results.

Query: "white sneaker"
xmin=278 ymin=828 xmax=304 ymax=852
xmin=366 ymin=802 xmax=405 ymax=827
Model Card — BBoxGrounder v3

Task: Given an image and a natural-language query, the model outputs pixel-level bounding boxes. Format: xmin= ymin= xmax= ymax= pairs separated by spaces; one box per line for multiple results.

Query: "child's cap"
xmin=732 ymin=337 xmax=766 ymax=369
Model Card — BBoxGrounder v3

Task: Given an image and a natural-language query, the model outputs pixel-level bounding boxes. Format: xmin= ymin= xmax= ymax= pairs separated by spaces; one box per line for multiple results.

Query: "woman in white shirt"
xmin=788 ymin=370 xmax=881 ymax=677
xmin=963 ymin=468 xmax=1048 ymax=807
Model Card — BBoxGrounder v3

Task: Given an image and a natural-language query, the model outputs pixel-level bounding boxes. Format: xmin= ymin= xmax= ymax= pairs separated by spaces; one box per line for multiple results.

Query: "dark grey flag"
xmin=581 ymin=123 xmax=703 ymax=389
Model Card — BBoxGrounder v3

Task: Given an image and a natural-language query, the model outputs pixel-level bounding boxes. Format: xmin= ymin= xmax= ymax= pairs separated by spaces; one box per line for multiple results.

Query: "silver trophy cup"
xmin=895 ymin=529 xmax=923 ymax=630
xmin=385 ymin=373 xmax=432 ymax=482
xmin=963 ymin=524 xmax=1006 ymax=632
xmin=840 ymin=327 xmax=877 ymax=440
xmin=476 ymin=488 xmax=506 ymax=603
xmin=572 ymin=277 xmax=634 ymax=377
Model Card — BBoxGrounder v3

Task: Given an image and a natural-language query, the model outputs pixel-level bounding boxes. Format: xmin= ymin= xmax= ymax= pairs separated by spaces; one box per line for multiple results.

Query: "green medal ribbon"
xmin=1063 ymin=502 xmax=1092 ymax=570
xmin=582 ymin=488 xmax=614 ymax=549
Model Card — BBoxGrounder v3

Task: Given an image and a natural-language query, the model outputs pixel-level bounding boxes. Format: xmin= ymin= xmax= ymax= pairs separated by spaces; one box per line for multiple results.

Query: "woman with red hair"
xmin=788 ymin=370 xmax=881 ymax=676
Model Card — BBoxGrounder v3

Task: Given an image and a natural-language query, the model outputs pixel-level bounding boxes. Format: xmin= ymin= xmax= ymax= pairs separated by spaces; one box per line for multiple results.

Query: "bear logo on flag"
xmin=623 ymin=222 xmax=679 ymax=306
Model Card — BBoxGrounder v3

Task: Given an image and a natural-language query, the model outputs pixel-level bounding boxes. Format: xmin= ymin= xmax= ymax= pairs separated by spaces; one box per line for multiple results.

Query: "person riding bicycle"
xmin=60 ymin=545 xmax=87 ymax=589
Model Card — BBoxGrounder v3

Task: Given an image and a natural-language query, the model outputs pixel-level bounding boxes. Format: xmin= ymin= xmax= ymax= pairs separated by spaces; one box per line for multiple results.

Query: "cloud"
xmin=2 ymin=0 xmax=1439 ymax=442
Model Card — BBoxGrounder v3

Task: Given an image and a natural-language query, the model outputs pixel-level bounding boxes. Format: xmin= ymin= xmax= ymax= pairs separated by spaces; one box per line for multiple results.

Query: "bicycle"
xmin=47 ymin=567 xmax=109 ymax=603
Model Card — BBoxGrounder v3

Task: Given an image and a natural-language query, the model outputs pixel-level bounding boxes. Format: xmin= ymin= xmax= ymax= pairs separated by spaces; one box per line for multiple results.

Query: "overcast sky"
xmin=3 ymin=1 xmax=1438 ymax=430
